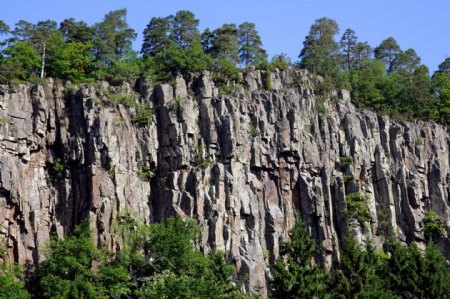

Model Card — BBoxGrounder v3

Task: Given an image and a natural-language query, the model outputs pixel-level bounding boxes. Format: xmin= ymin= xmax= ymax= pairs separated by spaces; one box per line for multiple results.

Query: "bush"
xmin=345 ymin=192 xmax=371 ymax=224
xmin=339 ymin=156 xmax=353 ymax=169
xmin=423 ymin=210 xmax=445 ymax=242
xmin=137 ymin=166 xmax=154 ymax=181
xmin=132 ymin=103 xmax=153 ymax=125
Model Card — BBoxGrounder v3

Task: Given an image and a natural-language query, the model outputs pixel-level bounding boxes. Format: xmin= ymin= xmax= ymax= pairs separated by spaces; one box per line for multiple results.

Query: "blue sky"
xmin=2 ymin=0 xmax=449 ymax=72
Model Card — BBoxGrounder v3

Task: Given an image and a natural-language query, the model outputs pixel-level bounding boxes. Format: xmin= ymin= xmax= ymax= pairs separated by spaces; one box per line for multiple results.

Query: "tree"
xmin=9 ymin=20 xmax=60 ymax=78
xmin=0 ymin=20 xmax=9 ymax=47
xmin=210 ymin=23 xmax=240 ymax=64
xmin=352 ymin=41 xmax=372 ymax=69
xmin=59 ymin=18 xmax=94 ymax=43
xmin=0 ymin=41 xmax=41 ymax=81
xmin=339 ymin=28 xmax=358 ymax=71
xmin=437 ymin=57 xmax=450 ymax=74
xmin=100 ymin=214 xmax=241 ymax=298
xmin=270 ymin=218 xmax=331 ymax=298
xmin=433 ymin=62 xmax=450 ymax=122
xmin=169 ymin=10 xmax=200 ymax=50
xmin=141 ymin=17 xmax=171 ymax=56
xmin=350 ymin=59 xmax=386 ymax=109
xmin=0 ymin=244 xmax=30 ymax=299
xmin=396 ymin=48 xmax=420 ymax=75
xmin=374 ymin=37 xmax=401 ymax=73
xmin=331 ymin=237 xmax=393 ymax=298
xmin=271 ymin=53 xmax=291 ymax=70
xmin=201 ymin=28 xmax=214 ymax=53
xmin=93 ymin=9 xmax=136 ymax=65
xmin=49 ymin=41 xmax=93 ymax=82
xmin=423 ymin=210 xmax=446 ymax=242
xmin=238 ymin=22 xmax=267 ymax=66
xmin=299 ymin=17 xmax=340 ymax=76
xmin=9 ymin=20 xmax=34 ymax=43
xmin=35 ymin=220 xmax=102 ymax=298
xmin=0 ymin=20 xmax=8 ymax=35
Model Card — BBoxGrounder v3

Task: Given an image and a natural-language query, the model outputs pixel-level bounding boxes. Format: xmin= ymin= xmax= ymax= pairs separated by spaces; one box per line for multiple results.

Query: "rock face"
xmin=0 ymin=71 xmax=449 ymax=295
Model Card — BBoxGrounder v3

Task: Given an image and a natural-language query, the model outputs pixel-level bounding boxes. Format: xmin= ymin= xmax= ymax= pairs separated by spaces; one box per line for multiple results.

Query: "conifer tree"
xmin=299 ymin=17 xmax=340 ymax=76
xmin=238 ymin=22 xmax=267 ymax=66
xmin=141 ymin=17 xmax=171 ymax=56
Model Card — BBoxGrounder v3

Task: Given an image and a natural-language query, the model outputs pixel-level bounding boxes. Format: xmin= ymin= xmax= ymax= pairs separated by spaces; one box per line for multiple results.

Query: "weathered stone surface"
xmin=0 ymin=70 xmax=449 ymax=296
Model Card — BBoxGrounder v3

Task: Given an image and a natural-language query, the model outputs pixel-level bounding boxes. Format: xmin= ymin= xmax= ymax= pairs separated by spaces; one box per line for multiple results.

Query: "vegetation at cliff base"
xmin=270 ymin=219 xmax=450 ymax=299
xmin=21 ymin=215 xmax=243 ymax=298
xmin=1 ymin=213 xmax=450 ymax=298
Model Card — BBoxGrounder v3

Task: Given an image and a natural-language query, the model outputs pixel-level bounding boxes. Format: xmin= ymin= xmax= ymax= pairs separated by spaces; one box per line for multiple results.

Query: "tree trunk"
xmin=40 ymin=41 xmax=46 ymax=79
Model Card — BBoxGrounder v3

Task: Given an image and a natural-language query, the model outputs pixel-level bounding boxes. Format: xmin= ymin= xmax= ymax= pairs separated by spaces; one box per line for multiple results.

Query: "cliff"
xmin=0 ymin=70 xmax=449 ymax=294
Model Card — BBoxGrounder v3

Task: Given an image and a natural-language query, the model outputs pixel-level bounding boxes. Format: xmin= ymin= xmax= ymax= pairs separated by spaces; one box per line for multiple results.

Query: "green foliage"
xmin=270 ymin=53 xmax=291 ymax=70
xmin=0 ymin=20 xmax=9 ymax=37
xmin=93 ymin=9 xmax=136 ymax=66
xmin=345 ymin=192 xmax=371 ymax=224
xmin=433 ymin=70 xmax=450 ymax=122
xmin=48 ymin=41 xmax=93 ymax=82
xmin=209 ymin=23 xmax=240 ymax=65
xmin=52 ymin=158 xmax=64 ymax=179
xmin=0 ymin=243 xmax=30 ymax=299
xmin=383 ymin=240 xmax=450 ymax=298
xmin=343 ymin=174 xmax=353 ymax=183
xmin=299 ymin=17 xmax=340 ymax=77
xmin=339 ymin=156 xmax=353 ymax=169
xmin=0 ymin=41 xmax=40 ymax=82
xmin=249 ymin=123 xmax=259 ymax=137
xmin=137 ymin=165 xmax=154 ymax=182
xmin=35 ymin=219 xmax=102 ymax=298
xmin=270 ymin=218 xmax=331 ymax=298
xmin=423 ymin=210 xmax=445 ymax=242
xmin=238 ymin=22 xmax=267 ymax=66
xmin=132 ymin=102 xmax=153 ymax=125
xmin=332 ymin=237 xmax=394 ymax=298
xmin=374 ymin=37 xmax=401 ymax=72
xmin=59 ymin=18 xmax=94 ymax=44
xmin=271 ymin=220 xmax=450 ymax=299
xmin=106 ymin=90 xmax=154 ymax=125
xmin=194 ymin=143 xmax=213 ymax=167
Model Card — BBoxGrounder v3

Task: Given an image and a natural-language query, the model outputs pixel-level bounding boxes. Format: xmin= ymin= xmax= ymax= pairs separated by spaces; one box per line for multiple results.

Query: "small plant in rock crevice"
xmin=345 ymin=192 xmax=371 ymax=224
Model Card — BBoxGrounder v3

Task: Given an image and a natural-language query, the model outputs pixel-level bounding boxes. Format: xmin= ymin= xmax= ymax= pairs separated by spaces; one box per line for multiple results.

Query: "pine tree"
xmin=169 ymin=10 xmax=200 ymax=50
xmin=141 ymin=17 xmax=171 ymax=56
xmin=93 ymin=9 xmax=136 ymax=64
xmin=374 ymin=37 xmax=401 ymax=72
xmin=339 ymin=28 xmax=358 ymax=71
xmin=59 ymin=18 xmax=94 ymax=43
xmin=238 ymin=22 xmax=267 ymax=66
xmin=210 ymin=23 xmax=240 ymax=64
xmin=270 ymin=219 xmax=331 ymax=298
xmin=299 ymin=17 xmax=340 ymax=76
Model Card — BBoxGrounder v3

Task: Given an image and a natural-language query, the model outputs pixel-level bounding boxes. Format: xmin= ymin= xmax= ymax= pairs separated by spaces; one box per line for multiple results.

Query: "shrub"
xmin=423 ymin=210 xmax=445 ymax=242
xmin=137 ymin=166 xmax=154 ymax=182
xmin=53 ymin=158 xmax=64 ymax=179
xmin=249 ymin=123 xmax=259 ymax=137
xmin=345 ymin=192 xmax=371 ymax=224
xmin=132 ymin=103 xmax=153 ymax=125
xmin=340 ymin=156 xmax=354 ymax=169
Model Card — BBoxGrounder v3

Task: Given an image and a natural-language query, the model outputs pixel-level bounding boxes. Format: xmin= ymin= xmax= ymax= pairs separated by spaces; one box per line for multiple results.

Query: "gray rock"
xmin=0 ymin=70 xmax=449 ymax=296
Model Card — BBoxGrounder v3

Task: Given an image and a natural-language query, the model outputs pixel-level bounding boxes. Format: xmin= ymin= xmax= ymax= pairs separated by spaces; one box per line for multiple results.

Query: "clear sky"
xmin=2 ymin=0 xmax=449 ymax=72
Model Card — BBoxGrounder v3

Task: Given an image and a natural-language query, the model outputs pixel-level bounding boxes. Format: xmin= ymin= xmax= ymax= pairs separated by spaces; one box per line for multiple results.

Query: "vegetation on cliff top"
xmin=1 ymin=10 xmax=449 ymax=123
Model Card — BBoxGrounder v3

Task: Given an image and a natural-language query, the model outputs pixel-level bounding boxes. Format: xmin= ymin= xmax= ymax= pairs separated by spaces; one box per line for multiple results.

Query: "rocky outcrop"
xmin=0 ymin=70 xmax=449 ymax=295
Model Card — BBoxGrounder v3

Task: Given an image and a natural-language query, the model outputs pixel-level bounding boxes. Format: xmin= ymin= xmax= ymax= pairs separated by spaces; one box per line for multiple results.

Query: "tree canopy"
xmin=0 ymin=12 xmax=449 ymax=124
